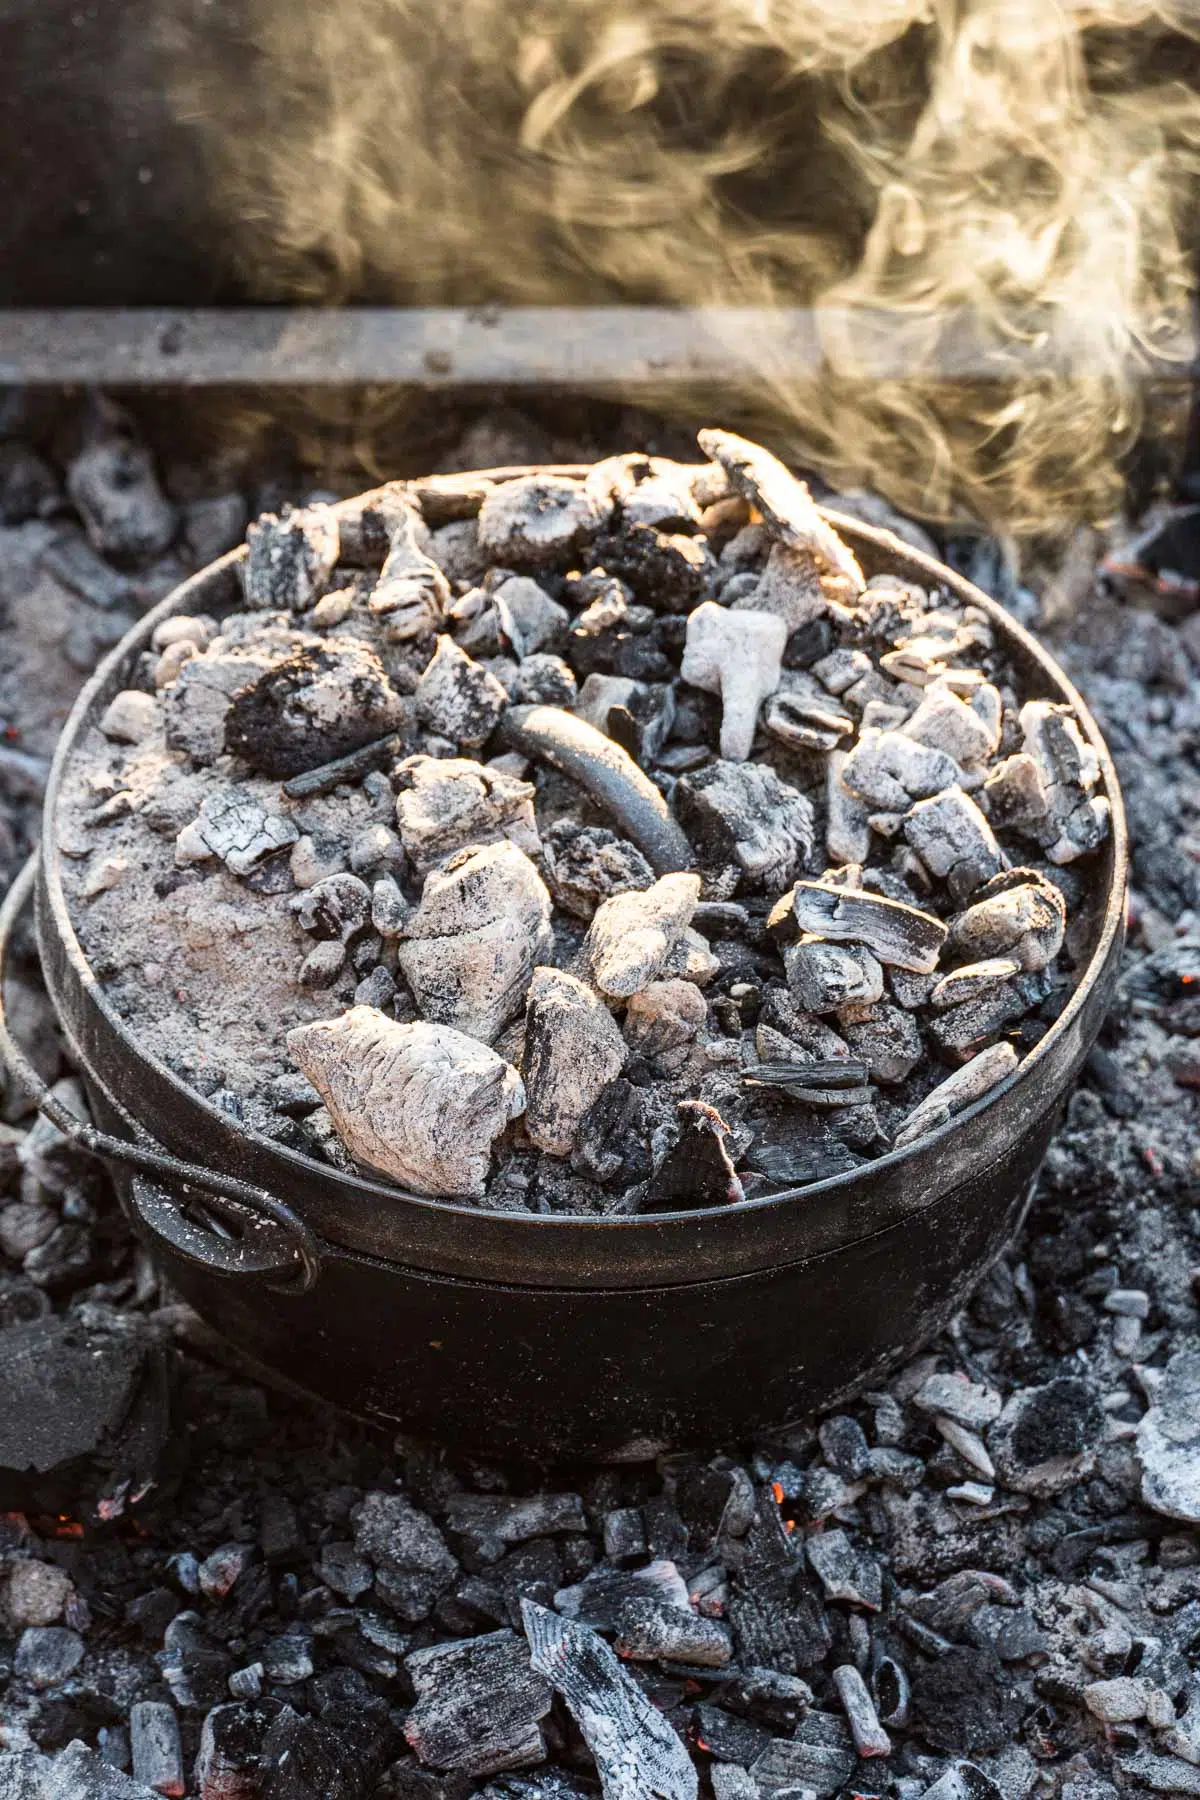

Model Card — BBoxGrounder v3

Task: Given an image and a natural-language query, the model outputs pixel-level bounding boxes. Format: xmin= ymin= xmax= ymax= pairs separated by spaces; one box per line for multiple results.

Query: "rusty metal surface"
xmin=0 ymin=306 xmax=1195 ymax=386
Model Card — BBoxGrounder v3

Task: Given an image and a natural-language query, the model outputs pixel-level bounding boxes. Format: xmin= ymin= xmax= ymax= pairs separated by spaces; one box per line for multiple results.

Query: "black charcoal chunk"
xmin=41 ymin=531 xmax=134 ymax=609
xmin=643 ymin=1101 xmax=745 ymax=1213
xmin=804 ymin=1529 xmax=882 ymax=1610
xmin=674 ymin=762 xmax=816 ymax=892
xmin=195 ymin=1698 xmax=291 ymax=1800
xmin=602 ymin=1507 xmax=647 ymax=1562
xmin=522 ymin=1601 xmax=698 ymax=1800
xmin=764 ymin=684 xmax=855 ymax=753
xmin=554 ymin=1560 xmax=690 ymax=1631
xmin=903 ymin=784 xmax=1003 ymax=902
xmin=282 ymin=732 xmax=406 ymax=799
xmin=352 ymin=1492 xmax=458 ymax=1622
xmin=15 ymin=1624 xmax=85 ymax=1686
xmin=987 ymin=1375 xmax=1106 ymax=1497
xmin=570 ymin=1080 xmax=657 ymax=1188
xmin=591 ymin=525 xmax=714 ymax=611
xmin=0 ymin=1741 xmax=165 ymax=1799
xmin=260 ymin=1491 xmax=305 ymax=1563
xmin=750 ymin=1712 xmax=856 ymax=1798
xmin=0 ymin=441 xmax=60 ymax=523
xmin=917 ymin=1766 xmax=1005 ymax=1800
xmin=838 ymin=1001 xmax=922 ymax=1084
xmin=404 ymin=1631 xmax=553 ymax=1777
xmin=832 ymin=1663 xmax=891 ymax=1758
xmin=742 ymin=1057 xmax=873 ymax=1108
xmin=785 ymin=615 xmax=837 ymax=668
xmin=290 ymin=873 xmax=373 ymax=943
xmin=68 ymin=426 xmax=177 ymax=565
xmin=261 ymin=1696 xmax=398 ymax=1800
xmin=1137 ymin=1349 xmax=1200 ymax=1524
xmin=512 ymin=654 xmax=578 ymax=706
xmin=728 ymin=1496 xmax=832 ymax=1674
xmin=927 ymin=975 xmax=1048 ymax=1063
xmin=575 ymin=673 xmax=674 ymax=762
xmin=0 ymin=1308 xmax=168 ymax=1517
xmin=785 ymin=940 xmax=883 ymax=1014
xmin=158 ymin=1612 xmax=233 ymax=1710
xmin=674 ymin=1462 xmax=756 ymax=1549
xmin=477 ymin=1772 xmax=597 ymax=1800
xmin=478 ymin=475 xmax=605 ymax=567
xmin=841 ymin=723 xmax=960 ymax=808
xmin=224 ymin=642 xmax=406 ymax=778
xmin=744 ymin=1128 xmax=863 ymax=1185
xmin=442 ymin=1493 xmax=588 ymax=1564
xmin=129 ymin=1701 xmax=183 ymax=1798
xmin=909 ymin=1645 xmax=1022 ymax=1755
xmin=947 ymin=868 xmax=1066 ymax=973
xmin=818 ymin=1415 xmax=871 ymax=1480
xmin=691 ymin=1704 xmax=772 ymax=1768
xmin=416 ymin=637 xmax=508 ymax=748
xmin=714 ymin=1667 xmax=813 ymax=1733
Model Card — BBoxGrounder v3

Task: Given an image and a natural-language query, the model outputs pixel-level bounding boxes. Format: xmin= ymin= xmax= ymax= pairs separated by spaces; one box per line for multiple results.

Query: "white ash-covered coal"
xmin=56 ymin=432 xmax=1114 ymax=1211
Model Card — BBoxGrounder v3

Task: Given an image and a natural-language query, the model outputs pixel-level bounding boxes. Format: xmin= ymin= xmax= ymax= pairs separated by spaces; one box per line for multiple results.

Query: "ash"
xmin=0 ymin=397 xmax=1198 ymax=1800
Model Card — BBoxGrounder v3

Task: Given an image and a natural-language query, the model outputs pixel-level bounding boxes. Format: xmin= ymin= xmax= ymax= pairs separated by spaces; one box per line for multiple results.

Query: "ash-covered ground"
xmin=0 ymin=395 xmax=1197 ymax=1800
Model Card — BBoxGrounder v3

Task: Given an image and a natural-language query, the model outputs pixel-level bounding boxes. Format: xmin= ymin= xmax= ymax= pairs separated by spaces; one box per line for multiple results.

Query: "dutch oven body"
xmin=26 ymin=475 xmax=1127 ymax=1461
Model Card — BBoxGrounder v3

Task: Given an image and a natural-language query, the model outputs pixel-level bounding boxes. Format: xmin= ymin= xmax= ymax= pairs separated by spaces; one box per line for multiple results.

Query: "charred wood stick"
xmin=501 ymin=705 xmax=692 ymax=875
xmin=281 ymin=732 xmax=404 ymax=799
xmin=743 ymin=1058 xmax=871 ymax=1090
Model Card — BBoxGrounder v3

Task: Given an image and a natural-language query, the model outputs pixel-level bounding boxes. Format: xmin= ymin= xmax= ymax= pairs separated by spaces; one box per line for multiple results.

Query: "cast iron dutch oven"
xmin=0 ymin=468 xmax=1128 ymax=1461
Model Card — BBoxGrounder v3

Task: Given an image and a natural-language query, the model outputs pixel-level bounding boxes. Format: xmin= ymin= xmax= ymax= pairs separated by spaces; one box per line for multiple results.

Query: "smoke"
xmin=167 ymin=0 xmax=1200 ymax=533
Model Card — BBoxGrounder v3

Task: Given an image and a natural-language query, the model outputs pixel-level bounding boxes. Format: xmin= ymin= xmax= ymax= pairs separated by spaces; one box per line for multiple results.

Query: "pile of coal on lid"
xmin=59 ymin=431 xmax=1112 ymax=1212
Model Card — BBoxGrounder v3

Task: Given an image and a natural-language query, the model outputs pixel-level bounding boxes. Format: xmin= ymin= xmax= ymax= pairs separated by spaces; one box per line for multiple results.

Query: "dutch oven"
xmin=0 ymin=468 xmax=1128 ymax=1461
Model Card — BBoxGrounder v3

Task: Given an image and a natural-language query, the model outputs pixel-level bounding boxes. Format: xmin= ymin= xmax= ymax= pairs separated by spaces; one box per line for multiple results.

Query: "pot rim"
xmin=37 ymin=464 xmax=1127 ymax=1276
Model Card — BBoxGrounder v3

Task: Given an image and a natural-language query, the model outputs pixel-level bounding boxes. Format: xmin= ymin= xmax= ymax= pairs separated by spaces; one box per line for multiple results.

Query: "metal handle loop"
xmin=0 ymin=855 xmax=321 ymax=1293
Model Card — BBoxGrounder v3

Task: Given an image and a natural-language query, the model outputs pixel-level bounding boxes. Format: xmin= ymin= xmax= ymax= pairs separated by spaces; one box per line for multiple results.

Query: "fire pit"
xmin=0 ymin=441 xmax=1126 ymax=1460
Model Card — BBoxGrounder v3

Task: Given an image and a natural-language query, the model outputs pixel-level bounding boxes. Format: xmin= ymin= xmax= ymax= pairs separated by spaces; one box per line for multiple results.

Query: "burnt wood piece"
xmin=769 ymin=882 xmax=948 ymax=974
xmin=742 ymin=1060 xmax=871 ymax=1103
xmin=643 ymin=1101 xmax=745 ymax=1213
xmin=404 ymin=1630 xmax=552 ymax=1777
xmin=281 ymin=732 xmax=406 ymax=800
xmin=501 ymin=704 xmax=692 ymax=875
xmin=698 ymin=429 xmax=864 ymax=593
xmin=727 ymin=1495 xmax=832 ymax=1675
xmin=522 ymin=1601 xmax=698 ymax=1800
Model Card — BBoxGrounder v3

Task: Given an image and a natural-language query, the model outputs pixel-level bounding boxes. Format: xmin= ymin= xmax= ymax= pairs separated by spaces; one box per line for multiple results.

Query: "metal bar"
xmin=0 ymin=307 xmax=1194 ymax=386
